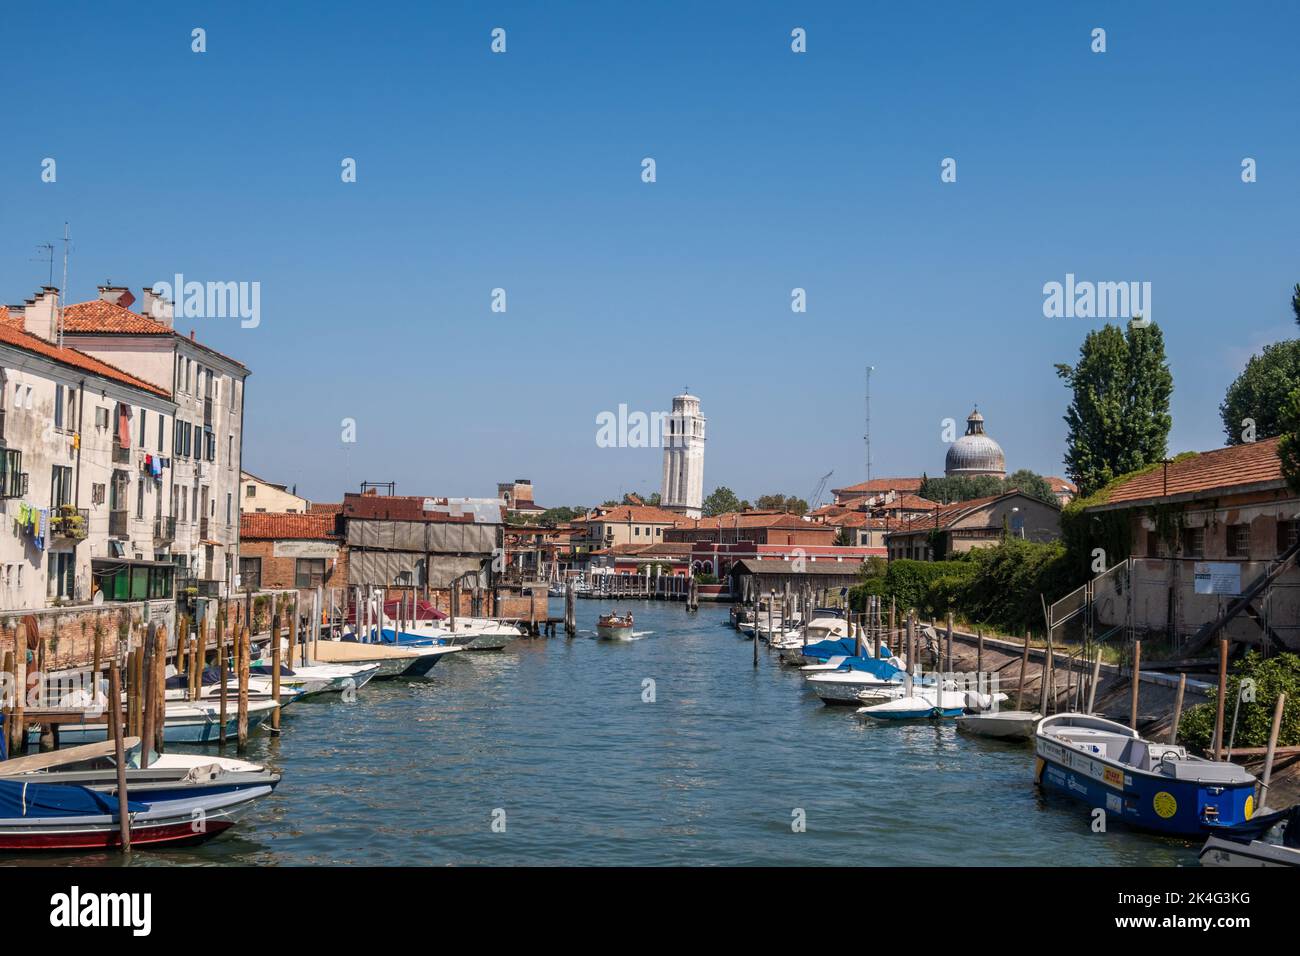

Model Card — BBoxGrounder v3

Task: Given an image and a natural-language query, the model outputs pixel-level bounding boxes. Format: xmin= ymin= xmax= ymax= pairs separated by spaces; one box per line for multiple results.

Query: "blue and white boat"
xmin=1035 ymin=713 xmax=1258 ymax=837
xmin=804 ymin=656 xmax=913 ymax=705
xmin=25 ymin=698 xmax=280 ymax=747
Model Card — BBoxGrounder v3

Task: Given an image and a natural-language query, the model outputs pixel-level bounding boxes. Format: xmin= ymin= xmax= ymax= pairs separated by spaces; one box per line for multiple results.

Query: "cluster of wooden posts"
xmin=1 ymin=594 xmax=309 ymax=853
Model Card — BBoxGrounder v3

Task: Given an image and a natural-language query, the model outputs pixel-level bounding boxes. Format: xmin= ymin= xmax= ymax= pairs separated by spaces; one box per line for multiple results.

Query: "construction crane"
xmin=808 ymin=470 xmax=834 ymax=512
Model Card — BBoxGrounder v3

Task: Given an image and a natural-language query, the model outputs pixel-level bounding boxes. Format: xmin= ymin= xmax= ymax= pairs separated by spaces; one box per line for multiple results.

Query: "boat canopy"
xmin=0 ymin=778 xmax=147 ymax=819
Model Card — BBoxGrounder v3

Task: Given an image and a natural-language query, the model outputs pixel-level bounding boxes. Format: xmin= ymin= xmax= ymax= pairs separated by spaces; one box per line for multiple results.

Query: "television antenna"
xmin=863 ymin=365 xmax=875 ymax=481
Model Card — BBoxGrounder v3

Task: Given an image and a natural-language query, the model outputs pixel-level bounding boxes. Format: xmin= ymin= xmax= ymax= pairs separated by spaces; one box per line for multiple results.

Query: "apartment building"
xmin=1 ymin=289 xmax=178 ymax=609
xmin=60 ymin=286 xmax=249 ymax=593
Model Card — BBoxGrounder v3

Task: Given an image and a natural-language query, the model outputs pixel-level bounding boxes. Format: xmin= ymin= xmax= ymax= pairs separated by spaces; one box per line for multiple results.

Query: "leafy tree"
xmin=702 ymin=486 xmax=742 ymax=517
xmin=919 ymin=474 xmax=1004 ymax=504
xmin=1055 ymin=322 xmax=1173 ymax=497
xmin=1178 ymin=652 xmax=1300 ymax=753
xmin=539 ymin=506 xmax=584 ymax=524
xmin=645 ymin=492 xmax=661 ymax=506
xmin=755 ymin=493 xmax=810 ymax=515
xmin=1279 ymin=385 xmax=1300 ymax=495
xmin=1219 ymin=340 xmax=1300 ymax=444
xmin=1293 ymin=283 xmax=1300 ymax=328
xmin=1003 ymin=469 xmax=1057 ymax=504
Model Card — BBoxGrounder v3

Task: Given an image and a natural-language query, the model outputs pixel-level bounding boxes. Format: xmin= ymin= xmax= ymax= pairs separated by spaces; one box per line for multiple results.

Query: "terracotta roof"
xmin=826 ymin=512 xmax=898 ymax=530
xmin=731 ymin=558 xmax=864 ymax=576
xmin=341 ymin=493 xmax=483 ymax=523
xmin=888 ymin=490 xmax=1060 ymax=535
xmin=240 ymin=511 xmax=340 ymax=540
xmin=831 ymin=477 xmax=924 ymax=496
xmin=1089 ymin=439 xmax=1286 ymax=510
xmin=308 ymin=502 xmax=343 ymax=515
xmin=0 ymin=321 xmax=172 ymax=399
xmin=62 ymin=299 xmax=174 ymax=335
xmin=1046 ymin=476 xmax=1078 ymax=494
xmin=574 ymin=505 xmax=686 ymax=525
xmin=677 ymin=510 xmax=814 ymax=530
xmin=61 ymin=298 xmax=249 ymax=370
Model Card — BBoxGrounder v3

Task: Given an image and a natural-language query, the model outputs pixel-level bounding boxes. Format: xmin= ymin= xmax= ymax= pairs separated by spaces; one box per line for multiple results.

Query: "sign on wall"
xmin=1194 ymin=562 xmax=1241 ymax=596
xmin=273 ymin=541 xmax=338 ymax=559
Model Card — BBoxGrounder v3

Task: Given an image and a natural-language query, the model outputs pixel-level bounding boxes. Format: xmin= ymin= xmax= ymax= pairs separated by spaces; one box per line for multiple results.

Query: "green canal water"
xmin=16 ymin=600 xmax=1200 ymax=866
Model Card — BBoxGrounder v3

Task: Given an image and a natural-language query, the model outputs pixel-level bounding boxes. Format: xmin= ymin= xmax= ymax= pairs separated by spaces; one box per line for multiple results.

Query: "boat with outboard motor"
xmin=596 ymin=612 xmax=635 ymax=640
xmin=1035 ymin=713 xmax=1259 ymax=836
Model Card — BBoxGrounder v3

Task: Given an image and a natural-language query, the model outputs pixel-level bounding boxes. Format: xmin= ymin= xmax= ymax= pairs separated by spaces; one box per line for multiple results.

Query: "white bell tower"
xmin=661 ymin=391 xmax=706 ymax=518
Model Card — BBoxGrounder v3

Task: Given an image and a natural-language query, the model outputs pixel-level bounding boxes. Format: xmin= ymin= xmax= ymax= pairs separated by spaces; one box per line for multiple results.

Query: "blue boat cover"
xmin=803 ymin=638 xmax=857 ymax=659
xmin=838 ymin=656 xmax=907 ymax=680
xmin=0 ymin=778 xmax=147 ymax=819
xmin=166 ymin=666 xmax=223 ymax=689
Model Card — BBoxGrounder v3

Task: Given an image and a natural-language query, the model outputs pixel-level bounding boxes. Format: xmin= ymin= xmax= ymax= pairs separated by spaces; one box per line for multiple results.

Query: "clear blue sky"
xmin=3 ymin=2 xmax=1297 ymax=508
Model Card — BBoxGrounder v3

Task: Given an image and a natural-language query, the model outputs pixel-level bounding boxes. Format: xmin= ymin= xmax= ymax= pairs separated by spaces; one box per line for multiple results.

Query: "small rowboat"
xmin=1035 ymin=713 xmax=1258 ymax=836
xmin=596 ymin=612 xmax=634 ymax=640
xmin=0 ymin=777 xmax=271 ymax=851
xmin=955 ymin=710 xmax=1042 ymax=740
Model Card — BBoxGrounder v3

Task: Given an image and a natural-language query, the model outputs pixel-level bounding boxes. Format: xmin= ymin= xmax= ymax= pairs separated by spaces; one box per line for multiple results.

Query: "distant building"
xmin=1046 ymin=476 xmax=1078 ymax=507
xmin=239 ymin=511 xmax=344 ymax=593
xmin=661 ymin=392 xmax=705 ymax=518
xmin=569 ymin=504 xmax=684 ymax=569
xmin=241 ymin=470 xmax=309 ymax=514
xmin=829 ymin=477 xmax=923 ymax=505
xmin=497 ymin=479 xmax=545 ymax=517
xmin=886 ymin=490 xmax=1061 ymax=561
xmin=945 ymin=407 xmax=1006 ymax=478
xmin=728 ymin=558 xmax=864 ymax=597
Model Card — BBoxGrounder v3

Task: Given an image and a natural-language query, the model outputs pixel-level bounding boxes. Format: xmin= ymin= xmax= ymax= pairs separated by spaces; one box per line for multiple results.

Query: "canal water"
xmin=16 ymin=600 xmax=1199 ymax=866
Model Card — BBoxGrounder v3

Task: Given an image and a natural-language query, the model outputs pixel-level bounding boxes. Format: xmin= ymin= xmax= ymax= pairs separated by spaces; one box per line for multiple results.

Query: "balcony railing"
xmin=111 ymin=443 xmax=130 ymax=464
xmin=154 ymin=515 xmax=177 ymax=543
xmin=50 ymin=506 xmax=90 ymax=541
xmin=109 ymin=509 xmax=129 ymax=538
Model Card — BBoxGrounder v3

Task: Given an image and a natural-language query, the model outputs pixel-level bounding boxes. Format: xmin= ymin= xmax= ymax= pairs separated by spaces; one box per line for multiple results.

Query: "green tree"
xmin=1279 ymin=386 xmax=1300 ymax=495
xmin=1219 ymin=340 xmax=1300 ymax=444
xmin=755 ymin=493 xmax=810 ymax=515
xmin=1003 ymin=469 xmax=1057 ymax=503
xmin=702 ymin=486 xmax=742 ymax=517
xmin=919 ymin=474 xmax=1004 ymax=504
xmin=1293 ymin=283 xmax=1300 ymax=328
xmin=539 ymin=506 xmax=584 ymax=524
xmin=1055 ymin=322 xmax=1173 ymax=497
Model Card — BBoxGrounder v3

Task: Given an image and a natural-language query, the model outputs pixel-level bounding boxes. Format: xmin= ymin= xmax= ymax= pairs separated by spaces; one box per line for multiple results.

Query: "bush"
xmin=1178 ymin=652 xmax=1300 ymax=755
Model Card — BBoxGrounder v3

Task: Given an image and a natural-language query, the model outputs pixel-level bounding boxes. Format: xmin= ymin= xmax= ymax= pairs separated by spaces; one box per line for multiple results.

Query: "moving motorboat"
xmin=596 ymin=612 xmax=635 ymax=640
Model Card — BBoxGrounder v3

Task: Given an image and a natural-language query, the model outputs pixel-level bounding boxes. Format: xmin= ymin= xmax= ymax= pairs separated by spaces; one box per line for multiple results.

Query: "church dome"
xmin=945 ymin=407 xmax=1006 ymax=477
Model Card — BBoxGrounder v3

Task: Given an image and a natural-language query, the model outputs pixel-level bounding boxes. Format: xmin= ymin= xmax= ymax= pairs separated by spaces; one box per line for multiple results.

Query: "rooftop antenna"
xmin=863 ymin=365 xmax=875 ymax=481
xmin=32 ymin=242 xmax=55 ymax=285
xmin=58 ymin=222 xmax=70 ymax=348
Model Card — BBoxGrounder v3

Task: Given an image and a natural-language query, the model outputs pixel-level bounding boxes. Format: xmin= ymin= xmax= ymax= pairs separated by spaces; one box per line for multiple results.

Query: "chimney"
xmin=140 ymin=286 xmax=174 ymax=328
xmin=97 ymin=284 xmax=136 ymax=309
xmin=21 ymin=287 xmax=60 ymax=341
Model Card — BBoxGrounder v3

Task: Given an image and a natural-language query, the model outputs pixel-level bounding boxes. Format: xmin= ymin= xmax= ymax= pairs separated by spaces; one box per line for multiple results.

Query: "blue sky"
xmin=2 ymin=1 xmax=1297 ymax=508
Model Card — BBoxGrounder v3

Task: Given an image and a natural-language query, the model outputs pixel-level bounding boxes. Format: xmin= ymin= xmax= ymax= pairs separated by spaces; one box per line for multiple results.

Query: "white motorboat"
xmin=596 ymin=612 xmax=635 ymax=640
xmin=805 ymin=667 xmax=908 ymax=705
xmin=250 ymin=658 xmax=381 ymax=697
xmin=26 ymin=698 xmax=280 ymax=746
xmin=803 ymin=616 xmax=850 ymax=640
xmin=1199 ymin=806 xmax=1300 ymax=867
xmin=310 ymin=639 xmax=462 ymax=678
xmin=955 ymin=709 xmax=1042 ymax=740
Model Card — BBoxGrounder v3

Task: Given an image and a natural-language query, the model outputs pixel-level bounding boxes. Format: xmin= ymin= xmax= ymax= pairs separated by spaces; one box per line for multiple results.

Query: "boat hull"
xmin=1035 ymin=732 xmax=1256 ymax=837
xmin=956 ymin=711 xmax=1040 ymax=740
xmin=26 ymin=702 xmax=277 ymax=746
xmin=596 ymin=625 xmax=634 ymax=641
xmin=0 ymin=817 xmax=235 ymax=851
xmin=1199 ymin=835 xmax=1300 ymax=867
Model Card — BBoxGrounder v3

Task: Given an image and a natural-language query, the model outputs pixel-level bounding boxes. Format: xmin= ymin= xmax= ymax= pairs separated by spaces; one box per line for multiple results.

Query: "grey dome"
xmin=945 ymin=407 xmax=1006 ymax=477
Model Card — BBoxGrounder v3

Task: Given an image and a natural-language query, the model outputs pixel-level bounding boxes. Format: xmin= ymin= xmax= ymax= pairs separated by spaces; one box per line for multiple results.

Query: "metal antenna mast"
xmin=32 ymin=243 xmax=55 ymax=285
xmin=864 ymin=365 xmax=875 ymax=481
xmin=58 ymin=223 xmax=70 ymax=348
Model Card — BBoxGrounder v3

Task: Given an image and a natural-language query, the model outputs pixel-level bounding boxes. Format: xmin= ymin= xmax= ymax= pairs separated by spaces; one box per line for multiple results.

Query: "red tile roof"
xmin=308 ymin=502 xmax=343 ymax=515
xmin=240 ymin=512 xmax=340 ymax=540
xmin=1090 ymin=439 xmax=1286 ymax=509
xmin=574 ymin=505 xmax=687 ymax=525
xmin=61 ymin=298 xmax=249 ymax=370
xmin=831 ymin=477 xmax=924 ymax=497
xmin=1046 ymin=476 xmax=1078 ymax=494
xmin=0 ymin=321 xmax=172 ymax=398
xmin=675 ymin=510 xmax=814 ymax=530
xmin=888 ymin=492 xmax=1030 ymax=535
xmin=341 ymin=493 xmax=481 ymax=523
xmin=62 ymin=299 xmax=174 ymax=335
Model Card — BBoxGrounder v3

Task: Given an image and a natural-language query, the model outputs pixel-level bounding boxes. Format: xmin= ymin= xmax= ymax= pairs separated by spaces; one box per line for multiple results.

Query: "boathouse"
xmin=727 ymin=557 xmax=864 ymax=596
xmin=1076 ymin=438 xmax=1300 ymax=651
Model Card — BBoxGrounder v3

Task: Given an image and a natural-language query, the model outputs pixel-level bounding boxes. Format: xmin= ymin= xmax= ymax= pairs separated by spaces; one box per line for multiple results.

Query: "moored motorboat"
xmin=1199 ymin=805 xmax=1300 ymax=867
xmin=0 ymin=777 xmax=271 ymax=851
xmin=956 ymin=710 xmax=1041 ymax=740
xmin=1035 ymin=713 xmax=1258 ymax=836
xmin=311 ymin=638 xmax=462 ymax=678
xmin=25 ymin=698 xmax=279 ymax=747
xmin=596 ymin=612 xmax=635 ymax=641
xmin=250 ymin=659 xmax=380 ymax=697
xmin=858 ymin=689 xmax=968 ymax=720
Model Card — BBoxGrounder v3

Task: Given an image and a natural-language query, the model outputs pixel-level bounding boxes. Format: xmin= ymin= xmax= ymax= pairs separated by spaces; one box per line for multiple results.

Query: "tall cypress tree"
xmin=1055 ymin=322 xmax=1174 ymax=496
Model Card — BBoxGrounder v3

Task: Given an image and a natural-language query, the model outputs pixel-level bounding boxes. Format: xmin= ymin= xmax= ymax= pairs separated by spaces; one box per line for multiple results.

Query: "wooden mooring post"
xmin=218 ymin=602 xmax=229 ymax=746
xmin=271 ymin=612 xmax=282 ymax=735
xmin=1168 ymin=673 xmax=1187 ymax=744
xmin=108 ymin=659 xmax=131 ymax=853
xmin=237 ymin=623 xmax=250 ymax=752
xmin=1212 ymin=639 xmax=1228 ymax=759
xmin=1129 ymin=640 xmax=1142 ymax=731
xmin=1260 ymin=693 xmax=1287 ymax=807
